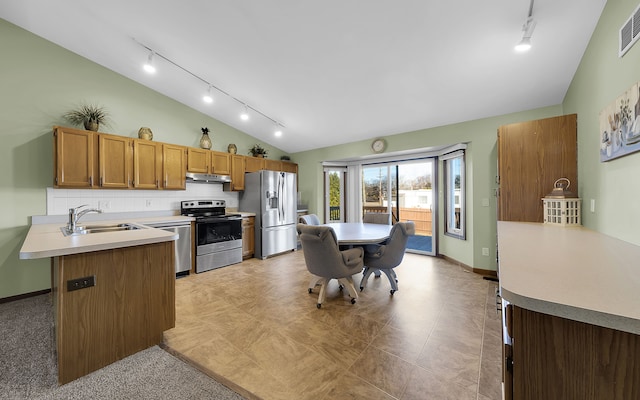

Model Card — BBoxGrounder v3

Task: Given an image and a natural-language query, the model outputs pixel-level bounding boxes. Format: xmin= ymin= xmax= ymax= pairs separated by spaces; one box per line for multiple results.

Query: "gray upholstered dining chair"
xmin=299 ymin=214 xmax=321 ymax=225
xmin=363 ymin=212 xmax=390 ymax=225
xmin=359 ymin=221 xmax=415 ymax=295
xmin=297 ymin=224 xmax=364 ymax=308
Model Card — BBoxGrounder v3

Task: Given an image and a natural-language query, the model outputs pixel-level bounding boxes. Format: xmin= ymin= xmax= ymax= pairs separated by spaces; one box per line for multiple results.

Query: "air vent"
xmin=619 ymin=3 xmax=640 ymax=57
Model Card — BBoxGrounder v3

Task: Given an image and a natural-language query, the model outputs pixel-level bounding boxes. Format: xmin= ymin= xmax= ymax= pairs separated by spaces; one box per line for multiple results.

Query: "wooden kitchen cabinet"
xmin=162 ymin=144 xmax=186 ymax=190
xmin=98 ymin=134 xmax=131 ymax=188
xmin=53 ymin=241 xmax=175 ymax=384
xmin=133 ymin=139 xmax=161 ymax=189
xmin=54 ymin=126 xmax=96 ymax=188
xmin=211 ymin=150 xmax=231 ymax=175
xmin=186 ymin=147 xmax=209 ymax=174
xmin=497 ymin=114 xmax=577 ymax=222
xmin=226 ymin=154 xmax=246 ymax=191
xmin=505 ymin=305 xmax=640 ymax=400
xmin=245 ymin=156 xmax=264 ymax=172
xmin=242 ymin=216 xmax=255 ymax=259
xmin=187 ymin=147 xmax=231 ymax=175
xmin=281 ymin=161 xmax=298 ymax=174
xmin=263 ymin=158 xmax=281 ymax=171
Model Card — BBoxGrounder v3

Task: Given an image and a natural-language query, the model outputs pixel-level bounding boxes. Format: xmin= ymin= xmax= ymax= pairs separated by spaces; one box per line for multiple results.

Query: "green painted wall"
xmin=563 ymin=0 xmax=640 ymax=245
xmin=0 ymin=19 xmax=288 ymax=299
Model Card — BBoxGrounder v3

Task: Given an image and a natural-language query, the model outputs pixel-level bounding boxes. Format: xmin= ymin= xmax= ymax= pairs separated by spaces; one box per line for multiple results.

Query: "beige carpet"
xmin=0 ymin=294 xmax=246 ymax=400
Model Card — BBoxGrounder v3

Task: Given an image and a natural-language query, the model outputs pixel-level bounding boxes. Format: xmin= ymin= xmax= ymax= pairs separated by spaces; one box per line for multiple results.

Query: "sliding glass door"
xmin=362 ymin=159 xmax=436 ymax=255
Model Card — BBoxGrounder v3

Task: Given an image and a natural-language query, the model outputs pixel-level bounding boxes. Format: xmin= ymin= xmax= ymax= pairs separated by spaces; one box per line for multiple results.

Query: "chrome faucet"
xmin=67 ymin=204 xmax=103 ymax=233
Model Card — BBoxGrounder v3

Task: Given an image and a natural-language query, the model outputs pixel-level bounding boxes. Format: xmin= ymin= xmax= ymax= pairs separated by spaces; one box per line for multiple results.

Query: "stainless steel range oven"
xmin=181 ymin=200 xmax=242 ymax=273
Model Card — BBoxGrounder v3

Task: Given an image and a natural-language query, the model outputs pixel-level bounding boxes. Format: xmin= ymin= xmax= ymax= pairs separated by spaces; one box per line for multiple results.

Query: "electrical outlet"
xmin=481 ymin=198 xmax=490 ymax=207
xmin=590 ymin=199 xmax=595 ymax=213
xmin=482 ymin=247 xmax=490 ymax=256
xmin=67 ymin=276 xmax=96 ymax=292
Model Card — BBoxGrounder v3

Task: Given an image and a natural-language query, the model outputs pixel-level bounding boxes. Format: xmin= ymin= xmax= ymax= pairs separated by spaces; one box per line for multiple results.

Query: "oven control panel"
xmin=181 ymin=200 xmax=226 ymax=209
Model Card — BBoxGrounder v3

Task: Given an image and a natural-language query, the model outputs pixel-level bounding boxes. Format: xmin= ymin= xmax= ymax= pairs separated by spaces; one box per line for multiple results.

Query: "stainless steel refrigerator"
xmin=240 ymin=170 xmax=298 ymax=259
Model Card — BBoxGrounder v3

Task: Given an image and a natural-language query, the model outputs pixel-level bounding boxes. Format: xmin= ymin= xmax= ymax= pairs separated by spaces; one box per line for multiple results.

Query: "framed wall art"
xmin=599 ymin=81 xmax=640 ymax=162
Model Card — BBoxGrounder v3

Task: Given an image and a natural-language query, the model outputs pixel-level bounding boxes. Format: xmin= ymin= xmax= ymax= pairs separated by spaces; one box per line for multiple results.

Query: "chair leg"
xmin=308 ymin=275 xmax=323 ymax=293
xmin=338 ymin=277 xmax=358 ymax=304
xmin=359 ymin=267 xmax=376 ymax=291
xmin=380 ymin=269 xmax=399 ymax=294
xmin=317 ymin=278 xmax=329 ymax=307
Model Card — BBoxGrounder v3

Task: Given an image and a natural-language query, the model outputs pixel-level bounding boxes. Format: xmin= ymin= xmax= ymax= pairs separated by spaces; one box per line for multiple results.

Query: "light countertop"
xmin=497 ymin=221 xmax=640 ymax=335
xmin=19 ymin=215 xmax=194 ymax=260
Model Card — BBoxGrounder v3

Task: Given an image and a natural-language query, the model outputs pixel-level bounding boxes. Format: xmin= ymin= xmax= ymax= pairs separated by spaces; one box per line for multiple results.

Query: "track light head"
xmin=515 ymin=37 xmax=532 ymax=52
xmin=143 ymin=51 xmax=156 ymax=74
xmin=203 ymin=86 xmax=213 ymax=103
xmin=274 ymin=123 xmax=283 ymax=137
xmin=240 ymin=105 xmax=249 ymax=121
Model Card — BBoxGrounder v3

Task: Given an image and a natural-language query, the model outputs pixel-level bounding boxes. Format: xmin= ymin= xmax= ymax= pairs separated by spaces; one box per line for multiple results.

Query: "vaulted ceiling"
xmin=1 ymin=1 xmax=607 ymax=152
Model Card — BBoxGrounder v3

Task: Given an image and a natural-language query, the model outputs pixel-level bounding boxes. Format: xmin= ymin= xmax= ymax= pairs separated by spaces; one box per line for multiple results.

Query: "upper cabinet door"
xmin=98 ymin=134 xmax=131 ymax=188
xmin=228 ymin=154 xmax=245 ymax=191
xmin=211 ymin=151 xmax=231 ymax=175
xmin=187 ymin=147 xmax=210 ymax=174
xmin=54 ymin=126 xmax=96 ymax=188
xmin=281 ymin=161 xmax=298 ymax=174
xmin=264 ymin=159 xmax=282 ymax=171
xmin=133 ymin=139 xmax=161 ymax=189
xmin=497 ymin=114 xmax=577 ymax=222
xmin=163 ymin=144 xmax=186 ymax=190
xmin=245 ymin=156 xmax=264 ymax=173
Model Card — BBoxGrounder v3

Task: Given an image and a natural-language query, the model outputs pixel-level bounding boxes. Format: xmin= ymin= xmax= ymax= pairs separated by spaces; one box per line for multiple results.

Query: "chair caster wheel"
xmin=338 ymin=285 xmax=344 ymax=291
xmin=359 ymin=286 xmax=364 ymax=292
xmin=308 ymin=288 xmax=313 ymax=294
xmin=351 ymin=298 xmax=356 ymax=304
xmin=317 ymin=303 xmax=322 ymax=309
xmin=390 ymin=289 xmax=396 ymax=295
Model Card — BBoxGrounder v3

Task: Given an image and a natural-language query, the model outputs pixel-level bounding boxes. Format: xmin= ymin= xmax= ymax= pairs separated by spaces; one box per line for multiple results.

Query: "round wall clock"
xmin=371 ymin=138 xmax=387 ymax=153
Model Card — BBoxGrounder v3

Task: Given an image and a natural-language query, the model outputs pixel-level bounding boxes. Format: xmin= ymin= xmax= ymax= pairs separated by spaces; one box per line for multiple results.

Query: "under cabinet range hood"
xmin=185 ymin=172 xmax=231 ymax=184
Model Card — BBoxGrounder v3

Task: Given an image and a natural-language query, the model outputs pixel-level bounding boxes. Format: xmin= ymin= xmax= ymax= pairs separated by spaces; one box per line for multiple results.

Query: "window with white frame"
xmin=442 ymin=150 xmax=465 ymax=239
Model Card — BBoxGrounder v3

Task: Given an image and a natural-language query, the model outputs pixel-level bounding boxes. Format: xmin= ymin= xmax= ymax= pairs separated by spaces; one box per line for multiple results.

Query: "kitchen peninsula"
xmin=498 ymin=221 xmax=640 ymax=400
xmin=20 ymin=216 xmax=184 ymax=384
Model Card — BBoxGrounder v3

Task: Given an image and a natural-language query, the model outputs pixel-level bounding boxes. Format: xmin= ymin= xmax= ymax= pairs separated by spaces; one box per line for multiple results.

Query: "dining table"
xmin=323 ymin=222 xmax=392 ymax=246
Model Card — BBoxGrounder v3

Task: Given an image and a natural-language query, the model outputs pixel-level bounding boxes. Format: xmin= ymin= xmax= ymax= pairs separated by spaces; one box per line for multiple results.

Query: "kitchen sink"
xmin=61 ymin=223 xmax=146 ymax=236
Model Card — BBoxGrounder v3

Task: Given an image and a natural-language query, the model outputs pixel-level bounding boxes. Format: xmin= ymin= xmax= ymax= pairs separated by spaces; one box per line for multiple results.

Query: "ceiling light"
xmin=515 ymin=0 xmax=536 ymax=53
xmin=143 ymin=51 xmax=156 ymax=74
xmin=274 ymin=123 xmax=283 ymax=137
xmin=240 ymin=104 xmax=249 ymax=121
xmin=203 ymin=85 xmax=213 ymax=103
xmin=515 ymin=37 xmax=532 ymax=52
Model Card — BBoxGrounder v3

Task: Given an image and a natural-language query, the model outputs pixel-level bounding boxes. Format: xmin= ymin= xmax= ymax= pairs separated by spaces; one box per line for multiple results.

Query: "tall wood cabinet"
xmin=497 ymin=114 xmax=577 ymax=222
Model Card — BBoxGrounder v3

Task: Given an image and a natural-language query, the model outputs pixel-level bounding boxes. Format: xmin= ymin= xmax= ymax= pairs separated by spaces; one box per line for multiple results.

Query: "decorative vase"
xmin=255 ymin=154 xmax=264 ymax=158
xmin=84 ymin=119 xmax=99 ymax=132
xmin=200 ymin=132 xmax=212 ymax=149
xmin=227 ymin=144 xmax=237 ymax=154
xmin=138 ymin=127 xmax=153 ymax=141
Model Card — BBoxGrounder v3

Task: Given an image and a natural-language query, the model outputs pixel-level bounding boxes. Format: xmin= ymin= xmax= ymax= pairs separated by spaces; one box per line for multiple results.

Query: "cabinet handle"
xmin=89 ymin=176 xmax=93 ymax=187
xmin=156 ymin=180 xmax=159 ymax=188
xmin=100 ymin=177 xmax=103 ymax=187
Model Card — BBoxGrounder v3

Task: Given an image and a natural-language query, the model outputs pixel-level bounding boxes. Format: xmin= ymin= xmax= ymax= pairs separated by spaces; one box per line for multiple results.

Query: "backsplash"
xmin=46 ymin=183 xmax=239 ymax=215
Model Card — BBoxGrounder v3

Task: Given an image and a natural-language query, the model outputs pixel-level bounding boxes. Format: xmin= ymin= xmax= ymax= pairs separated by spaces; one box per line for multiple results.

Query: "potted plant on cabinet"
xmin=63 ymin=103 xmax=111 ymax=132
xmin=249 ymin=143 xmax=268 ymax=158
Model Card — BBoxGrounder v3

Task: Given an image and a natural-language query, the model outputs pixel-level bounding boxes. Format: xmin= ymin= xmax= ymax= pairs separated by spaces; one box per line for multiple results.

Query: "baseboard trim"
xmin=0 ymin=289 xmax=51 ymax=304
xmin=439 ymin=254 xmax=498 ymax=278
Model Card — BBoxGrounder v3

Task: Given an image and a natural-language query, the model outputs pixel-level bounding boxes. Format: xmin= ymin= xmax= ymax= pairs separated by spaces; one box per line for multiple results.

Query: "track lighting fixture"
xmin=143 ymin=51 xmax=156 ymax=73
xmin=203 ymin=85 xmax=213 ymax=103
xmin=134 ymin=39 xmax=285 ymax=136
xmin=515 ymin=0 xmax=536 ymax=52
xmin=240 ymin=104 xmax=249 ymax=121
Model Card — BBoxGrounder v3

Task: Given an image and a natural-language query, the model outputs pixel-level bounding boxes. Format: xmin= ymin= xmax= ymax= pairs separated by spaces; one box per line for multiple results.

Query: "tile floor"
xmin=162 ymin=251 xmax=502 ymax=400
